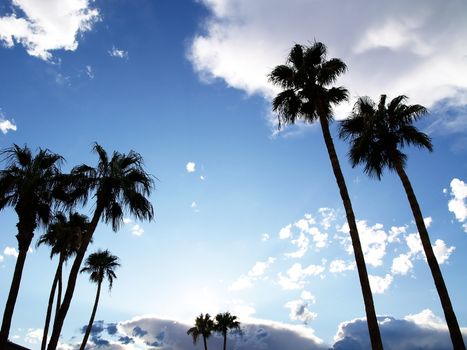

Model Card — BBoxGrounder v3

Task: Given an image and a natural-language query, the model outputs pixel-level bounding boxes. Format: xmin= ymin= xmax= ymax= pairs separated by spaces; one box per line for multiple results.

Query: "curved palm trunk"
xmin=79 ymin=281 xmax=102 ymax=350
xmin=203 ymin=336 xmax=208 ymax=350
xmin=41 ymin=257 xmax=64 ymax=350
xmin=394 ymin=161 xmax=465 ymax=349
xmin=0 ymin=230 xmax=34 ymax=347
xmin=47 ymin=208 xmax=102 ymax=350
xmin=319 ymin=116 xmax=383 ymax=350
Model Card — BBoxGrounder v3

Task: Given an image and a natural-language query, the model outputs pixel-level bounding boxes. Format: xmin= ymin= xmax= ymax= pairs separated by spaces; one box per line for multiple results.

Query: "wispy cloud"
xmin=108 ymin=46 xmax=129 ymax=60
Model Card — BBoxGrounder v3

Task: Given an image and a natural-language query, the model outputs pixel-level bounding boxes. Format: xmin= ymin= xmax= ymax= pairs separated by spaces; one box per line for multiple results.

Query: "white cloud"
xmin=0 ymin=0 xmax=100 ymax=61
xmin=432 ymin=239 xmax=455 ymax=264
xmin=0 ymin=255 xmax=4 ymax=262
xmin=200 ymin=175 xmax=205 ymax=180
xmin=0 ymin=118 xmax=17 ymax=134
xmin=189 ymin=0 xmax=467 ymax=128
xmin=391 ymin=253 xmax=413 ymax=275
xmin=85 ymin=65 xmax=94 ymax=79
xmin=387 ymin=225 xmax=407 ymax=243
xmin=25 ymin=328 xmax=43 ymax=344
xmin=284 ymin=298 xmax=318 ymax=324
xmin=190 ymin=201 xmax=197 ymax=208
xmin=340 ymin=221 xmax=388 ymax=267
xmin=261 ymin=233 xmax=270 ymax=241
xmin=108 ymin=46 xmax=129 ymax=59
xmin=4 ymin=246 xmax=18 ymax=258
xmin=229 ymin=257 xmax=275 ymax=290
xmin=279 ymin=224 xmax=292 ymax=239
xmin=368 ymin=274 xmax=393 ymax=294
xmin=424 ymin=216 xmax=433 ymax=228
xmin=278 ymin=263 xmax=325 ymax=290
xmin=123 ymin=218 xmax=132 ymax=225
xmin=131 ymin=224 xmax=144 ymax=236
xmin=318 ymin=208 xmax=337 ymax=230
xmin=329 ymin=259 xmax=355 ymax=273
xmin=406 ymin=233 xmax=423 ymax=256
xmin=185 ymin=161 xmax=196 ymax=173
xmin=448 ymin=178 xmax=467 ymax=231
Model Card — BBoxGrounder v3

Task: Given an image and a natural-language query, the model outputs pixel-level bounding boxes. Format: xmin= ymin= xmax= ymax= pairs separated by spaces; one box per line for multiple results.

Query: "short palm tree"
xmin=214 ymin=312 xmax=241 ymax=350
xmin=37 ymin=212 xmax=89 ymax=350
xmin=339 ymin=94 xmax=466 ymax=349
xmin=47 ymin=143 xmax=154 ymax=350
xmin=79 ymin=250 xmax=120 ymax=350
xmin=269 ymin=42 xmax=383 ymax=349
xmin=0 ymin=144 xmax=63 ymax=347
xmin=187 ymin=313 xmax=214 ymax=350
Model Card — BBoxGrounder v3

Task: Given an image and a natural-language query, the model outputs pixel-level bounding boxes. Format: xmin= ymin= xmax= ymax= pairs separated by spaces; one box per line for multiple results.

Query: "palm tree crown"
xmin=214 ymin=312 xmax=241 ymax=350
xmin=80 ymin=250 xmax=120 ymax=290
xmin=269 ymin=42 xmax=348 ymax=127
xmin=187 ymin=313 xmax=214 ymax=349
xmin=339 ymin=94 xmax=432 ymax=178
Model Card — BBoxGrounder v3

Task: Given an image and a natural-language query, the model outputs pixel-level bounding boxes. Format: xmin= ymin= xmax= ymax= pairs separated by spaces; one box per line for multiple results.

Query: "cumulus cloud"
xmin=278 ymin=263 xmax=325 ymax=290
xmin=333 ymin=310 xmax=467 ymax=350
xmin=131 ymin=224 xmax=144 ymax=236
xmin=108 ymin=46 xmax=129 ymax=60
xmin=368 ymin=274 xmax=393 ymax=294
xmin=229 ymin=257 xmax=275 ymax=290
xmin=4 ymin=246 xmax=18 ymax=258
xmin=186 ymin=161 xmax=196 ymax=173
xmin=391 ymin=253 xmax=413 ymax=275
xmin=448 ymin=178 xmax=467 ymax=232
xmin=329 ymin=259 xmax=355 ymax=273
xmin=432 ymin=239 xmax=455 ymax=264
xmin=0 ymin=118 xmax=17 ymax=134
xmin=189 ymin=0 xmax=467 ymax=127
xmin=24 ymin=328 xmax=43 ymax=344
xmin=67 ymin=315 xmax=326 ymax=350
xmin=284 ymin=296 xmax=318 ymax=324
xmin=0 ymin=0 xmax=100 ymax=61
xmin=404 ymin=233 xmax=455 ymax=265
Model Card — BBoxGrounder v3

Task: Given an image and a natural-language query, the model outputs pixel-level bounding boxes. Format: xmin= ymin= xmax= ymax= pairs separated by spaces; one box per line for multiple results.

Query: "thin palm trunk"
xmin=394 ymin=160 xmax=465 ymax=349
xmin=203 ymin=335 xmax=208 ymax=350
xmin=47 ymin=208 xmax=102 ymax=350
xmin=41 ymin=257 xmax=64 ymax=350
xmin=223 ymin=331 xmax=227 ymax=350
xmin=79 ymin=281 xmax=102 ymax=350
xmin=320 ymin=116 xmax=383 ymax=350
xmin=56 ymin=263 xmax=62 ymax=313
xmin=0 ymin=232 xmax=33 ymax=346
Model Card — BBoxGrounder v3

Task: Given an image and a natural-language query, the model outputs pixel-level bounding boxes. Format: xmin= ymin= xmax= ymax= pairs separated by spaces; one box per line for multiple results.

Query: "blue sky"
xmin=0 ymin=0 xmax=466 ymax=349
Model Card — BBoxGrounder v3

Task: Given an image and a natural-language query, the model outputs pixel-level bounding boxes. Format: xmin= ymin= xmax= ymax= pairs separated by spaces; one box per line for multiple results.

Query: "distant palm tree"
xmin=37 ymin=212 xmax=89 ymax=350
xmin=0 ymin=145 xmax=63 ymax=347
xmin=339 ymin=94 xmax=466 ymax=350
xmin=214 ymin=312 xmax=241 ymax=350
xmin=47 ymin=143 xmax=154 ymax=350
xmin=79 ymin=250 xmax=120 ymax=350
xmin=269 ymin=42 xmax=383 ymax=350
xmin=187 ymin=313 xmax=214 ymax=350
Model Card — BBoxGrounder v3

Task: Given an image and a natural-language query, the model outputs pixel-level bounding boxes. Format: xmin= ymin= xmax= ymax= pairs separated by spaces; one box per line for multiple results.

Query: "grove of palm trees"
xmin=0 ymin=24 xmax=466 ymax=350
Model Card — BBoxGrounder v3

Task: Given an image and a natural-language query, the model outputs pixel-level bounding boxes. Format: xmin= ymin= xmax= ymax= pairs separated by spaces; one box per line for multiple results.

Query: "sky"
xmin=0 ymin=0 xmax=466 ymax=349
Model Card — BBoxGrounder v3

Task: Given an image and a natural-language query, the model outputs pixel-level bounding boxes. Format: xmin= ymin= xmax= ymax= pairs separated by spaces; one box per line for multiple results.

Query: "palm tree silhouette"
xmin=36 ymin=212 xmax=89 ymax=350
xmin=187 ymin=313 xmax=214 ymax=350
xmin=47 ymin=143 xmax=154 ymax=350
xmin=79 ymin=249 xmax=120 ymax=350
xmin=339 ymin=94 xmax=466 ymax=349
xmin=214 ymin=312 xmax=241 ymax=350
xmin=0 ymin=144 xmax=63 ymax=347
xmin=269 ymin=42 xmax=383 ymax=350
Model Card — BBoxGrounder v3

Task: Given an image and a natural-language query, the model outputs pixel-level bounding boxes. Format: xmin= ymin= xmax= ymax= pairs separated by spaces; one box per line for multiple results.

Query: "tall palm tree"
xmin=214 ymin=312 xmax=241 ymax=350
xmin=187 ymin=313 xmax=214 ymax=350
xmin=0 ymin=144 xmax=63 ymax=347
xmin=339 ymin=94 xmax=466 ymax=349
xmin=79 ymin=250 xmax=120 ymax=350
xmin=36 ymin=212 xmax=89 ymax=350
xmin=269 ymin=42 xmax=383 ymax=350
xmin=47 ymin=143 xmax=154 ymax=350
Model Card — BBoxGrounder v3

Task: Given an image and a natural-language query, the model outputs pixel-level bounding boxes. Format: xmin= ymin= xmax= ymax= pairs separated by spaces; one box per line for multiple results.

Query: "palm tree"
xmin=79 ymin=250 xmax=120 ymax=350
xmin=0 ymin=145 xmax=63 ymax=347
xmin=339 ymin=94 xmax=466 ymax=349
xmin=269 ymin=42 xmax=383 ymax=350
xmin=214 ymin=312 xmax=241 ymax=350
xmin=36 ymin=212 xmax=89 ymax=350
xmin=187 ymin=313 xmax=214 ymax=350
xmin=47 ymin=143 xmax=154 ymax=350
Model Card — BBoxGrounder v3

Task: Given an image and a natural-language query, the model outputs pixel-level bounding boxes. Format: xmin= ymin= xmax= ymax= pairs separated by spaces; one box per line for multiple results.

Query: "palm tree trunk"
xmin=223 ymin=331 xmax=227 ymax=350
xmin=319 ymin=116 xmax=383 ymax=350
xmin=203 ymin=335 xmax=208 ymax=350
xmin=56 ymin=261 xmax=63 ymax=313
xmin=394 ymin=161 xmax=466 ymax=349
xmin=0 ymin=230 xmax=34 ymax=347
xmin=47 ymin=208 xmax=103 ymax=350
xmin=41 ymin=258 xmax=64 ymax=350
xmin=79 ymin=281 xmax=102 ymax=350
